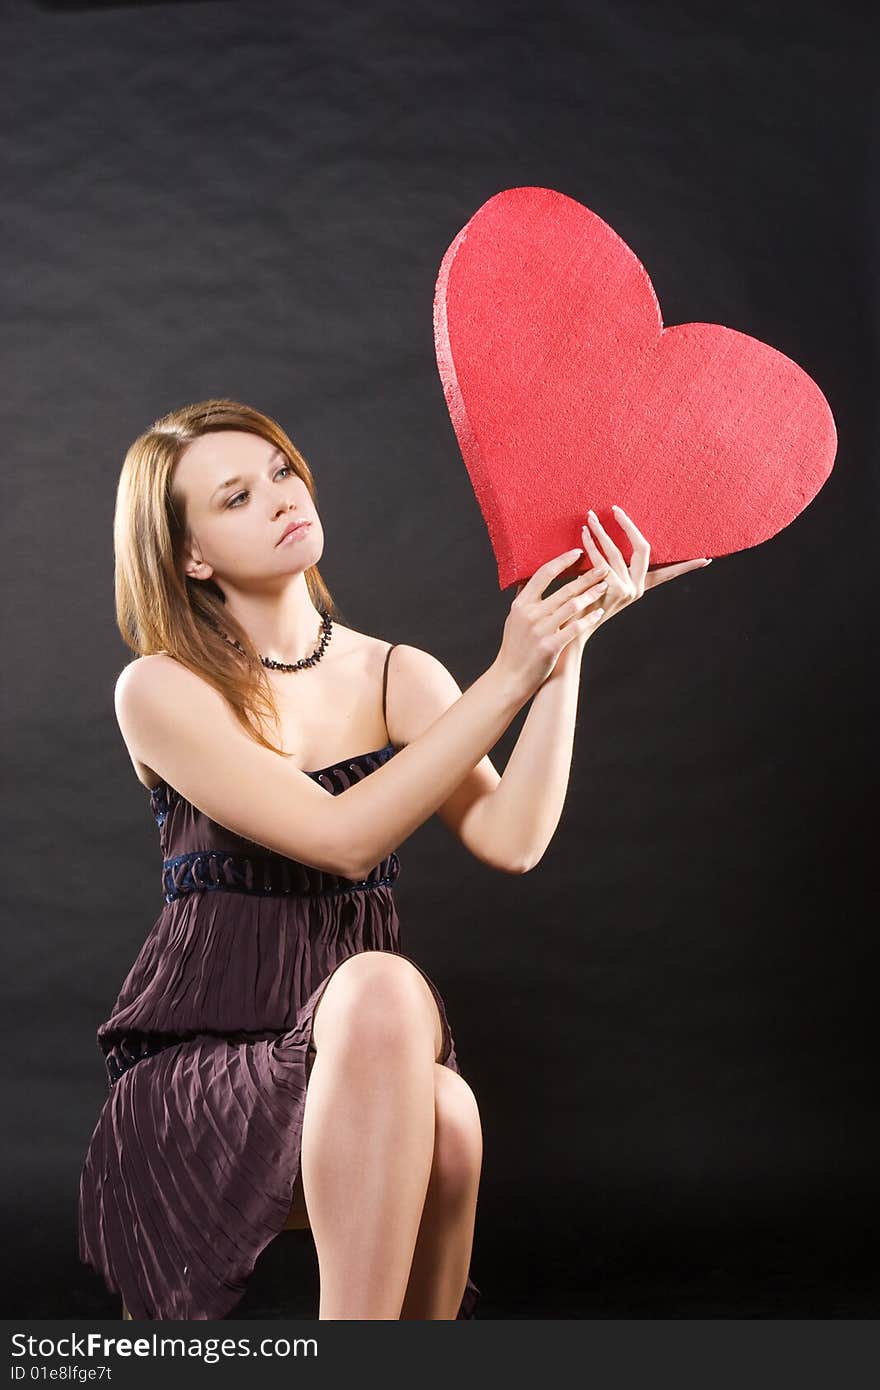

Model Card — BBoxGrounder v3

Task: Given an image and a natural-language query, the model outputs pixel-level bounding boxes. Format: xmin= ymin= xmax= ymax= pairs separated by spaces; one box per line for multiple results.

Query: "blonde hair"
xmin=113 ymin=397 xmax=345 ymax=757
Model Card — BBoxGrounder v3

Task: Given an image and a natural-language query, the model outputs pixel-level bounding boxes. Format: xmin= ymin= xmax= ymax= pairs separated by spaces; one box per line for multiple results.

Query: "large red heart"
xmin=433 ymin=187 xmax=837 ymax=589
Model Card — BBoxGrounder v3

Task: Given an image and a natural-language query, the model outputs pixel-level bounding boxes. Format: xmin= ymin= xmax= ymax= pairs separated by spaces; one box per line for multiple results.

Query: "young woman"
xmin=76 ymin=398 xmax=709 ymax=1320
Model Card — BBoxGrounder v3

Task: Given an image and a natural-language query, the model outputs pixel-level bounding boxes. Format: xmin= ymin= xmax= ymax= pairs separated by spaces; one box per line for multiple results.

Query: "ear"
xmin=181 ymin=539 xmax=212 ymax=581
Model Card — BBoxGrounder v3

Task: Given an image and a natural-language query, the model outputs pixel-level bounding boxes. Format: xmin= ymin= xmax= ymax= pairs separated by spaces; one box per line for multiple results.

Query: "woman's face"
xmin=174 ymin=430 xmax=323 ymax=588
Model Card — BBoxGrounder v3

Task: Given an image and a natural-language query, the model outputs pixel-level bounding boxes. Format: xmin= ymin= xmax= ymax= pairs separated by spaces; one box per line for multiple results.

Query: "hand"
xmin=501 ymin=546 xmax=611 ymax=701
xmin=546 ymin=504 xmax=712 ymax=677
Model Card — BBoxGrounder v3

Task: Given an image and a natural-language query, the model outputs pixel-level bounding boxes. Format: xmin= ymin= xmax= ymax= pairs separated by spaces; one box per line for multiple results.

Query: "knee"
xmin=431 ymin=1065 xmax=483 ymax=1211
xmin=312 ymin=950 xmax=441 ymax=1058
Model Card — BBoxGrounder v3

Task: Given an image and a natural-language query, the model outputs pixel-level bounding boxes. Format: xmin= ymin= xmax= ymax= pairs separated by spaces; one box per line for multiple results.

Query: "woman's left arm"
xmin=463 ymin=643 xmax=586 ymax=873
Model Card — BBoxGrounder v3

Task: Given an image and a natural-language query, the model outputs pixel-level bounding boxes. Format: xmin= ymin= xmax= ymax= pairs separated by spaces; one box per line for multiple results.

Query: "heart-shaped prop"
xmin=433 ymin=187 xmax=837 ymax=589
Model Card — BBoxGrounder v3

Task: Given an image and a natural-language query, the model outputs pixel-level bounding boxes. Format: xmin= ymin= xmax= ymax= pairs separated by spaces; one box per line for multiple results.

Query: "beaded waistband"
xmin=160 ymin=848 xmax=400 ymax=903
xmin=104 ymin=1034 xmax=175 ymax=1088
xmin=102 ymin=1028 xmax=316 ymax=1089
xmin=103 ymin=1027 xmax=283 ymax=1089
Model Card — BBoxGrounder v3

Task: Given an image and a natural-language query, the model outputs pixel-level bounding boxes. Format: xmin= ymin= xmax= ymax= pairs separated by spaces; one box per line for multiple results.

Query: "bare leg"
xmin=399 ymin=1063 xmax=483 ymax=1319
xmin=300 ymin=951 xmax=445 ymax=1319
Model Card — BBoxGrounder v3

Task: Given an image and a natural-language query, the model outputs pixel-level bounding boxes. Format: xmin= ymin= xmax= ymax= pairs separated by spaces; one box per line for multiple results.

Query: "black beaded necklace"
xmin=223 ymin=609 xmax=334 ymax=672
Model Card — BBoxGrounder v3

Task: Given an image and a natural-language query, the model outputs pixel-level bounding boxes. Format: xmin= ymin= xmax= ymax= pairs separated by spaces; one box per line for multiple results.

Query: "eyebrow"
xmin=211 ymin=447 xmax=284 ymax=500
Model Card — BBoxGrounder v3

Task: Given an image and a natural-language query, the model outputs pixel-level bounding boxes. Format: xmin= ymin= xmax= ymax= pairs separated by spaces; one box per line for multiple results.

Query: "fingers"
xmin=516 ymin=545 xmax=585 ymax=604
xmin=545 ymin=571 xmax=608 ymax=623
xmin=556 ymin=602 xmax=606 ymax=650
xmin=554 ymin=560 xmax=609 ymax=599
xmin=645 ymin=557 xmax=713 ymax=588
xmin=550 ymin=584 xmax=608 ymax=631
xmin=579 ymin=515 xmax=611 ymax=577
xmin=582 ymin=509 xmax=630 ymax=584
xmin=513 ymin=510 xmax=712 ymax=603
xmin=608 ymin=504 xmax=650 ymax=590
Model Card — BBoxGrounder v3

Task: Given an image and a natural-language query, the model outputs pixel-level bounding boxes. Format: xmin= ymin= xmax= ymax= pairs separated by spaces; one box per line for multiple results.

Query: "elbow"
xmin=341 ymin=855 xmax=372 ymax=882
xmin=479 ymin=844 xmax=538 ymax=875
xmin=324 ymin=840 xmax=370 ymax=883
xmin=502 ymin=854 xmax=537 ymax=875
xmin=330 ymin=812 xmax=377 ymax=882
xmin=342 ymin=841 xmax=383 ymax=883
xmin=512 ymin=850 xmax=544 ymax=874
xmin=343 ymin=840 xmax=398 ymax=882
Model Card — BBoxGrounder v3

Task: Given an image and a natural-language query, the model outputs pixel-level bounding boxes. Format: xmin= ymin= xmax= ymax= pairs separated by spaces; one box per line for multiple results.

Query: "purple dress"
xmin=77 ymin=643 xmax=480 ymax=1320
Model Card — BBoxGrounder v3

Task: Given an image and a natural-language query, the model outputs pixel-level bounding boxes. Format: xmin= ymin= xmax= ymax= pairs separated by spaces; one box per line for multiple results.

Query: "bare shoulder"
xmin=114 ymin=651 xmax=208 ymax=717
xmin=386 ymin=641 xmax=459 ymax=684
xmin=330 ymin=624 xmax=404 ymax=681
xmin=115 ymin=650 xmax=177 ymax=686
xmin=331 ymin=629 xmax=463 ymax=743
xmin=334 ymin=625 xmax=390 ymax=658
xmin=382 ymin=642 xmax=504 ymax=850
xmin=110 ymin=649 xmax=356 ymax=873
xmin=114 ymin=652 xmax=163 ymax=721
xmin=381 ymin=642 xmax=466 ymax=746
xmin=114 ymin=653 xmax=229 ymax=784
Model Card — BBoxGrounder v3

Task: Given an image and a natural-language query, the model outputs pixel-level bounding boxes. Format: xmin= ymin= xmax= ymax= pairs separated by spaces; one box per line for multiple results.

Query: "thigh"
xmin=283 ymin=1054 xmax=478 ymax=1233
xmin=432 ymin=1063 xmax=483 ymax=1188
xmin=310 ymin=949 xmax=446 ymax=1063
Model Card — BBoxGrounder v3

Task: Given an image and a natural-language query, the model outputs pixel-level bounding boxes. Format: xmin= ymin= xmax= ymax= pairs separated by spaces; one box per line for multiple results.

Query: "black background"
xmin=1 ymin=0 xmax=876 ymax=1318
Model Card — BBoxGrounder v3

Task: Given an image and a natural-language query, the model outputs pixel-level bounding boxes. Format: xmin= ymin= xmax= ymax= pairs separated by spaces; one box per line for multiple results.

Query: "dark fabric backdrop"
xmin=1 ymin=0 xmax=875 ymax=1318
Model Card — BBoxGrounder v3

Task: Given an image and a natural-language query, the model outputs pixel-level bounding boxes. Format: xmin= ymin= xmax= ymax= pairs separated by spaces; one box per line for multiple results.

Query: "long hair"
xmin=113 ymin=397 xmax=345 ymax=757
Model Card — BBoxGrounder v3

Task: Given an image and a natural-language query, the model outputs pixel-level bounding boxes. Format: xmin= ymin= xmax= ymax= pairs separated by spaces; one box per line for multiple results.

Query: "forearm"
xmin=467 ymin=654 xmax=584 ymax=873
xmin=339 ymin=658 xmax=527 ymax=878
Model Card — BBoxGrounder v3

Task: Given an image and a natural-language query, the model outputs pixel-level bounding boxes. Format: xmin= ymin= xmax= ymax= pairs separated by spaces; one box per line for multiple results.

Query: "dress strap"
xmin=382 ymin=643 xmax=396 ymax=736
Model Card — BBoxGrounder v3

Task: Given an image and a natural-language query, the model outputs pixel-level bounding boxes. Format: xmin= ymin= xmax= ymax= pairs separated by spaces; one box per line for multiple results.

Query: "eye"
xmin=226 ymin=465 xmax=293 ymax=508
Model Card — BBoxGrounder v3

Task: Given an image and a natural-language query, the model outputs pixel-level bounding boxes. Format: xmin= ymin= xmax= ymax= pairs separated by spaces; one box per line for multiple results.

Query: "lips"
xmin=277 ymin=520 xmax=311 ymax=546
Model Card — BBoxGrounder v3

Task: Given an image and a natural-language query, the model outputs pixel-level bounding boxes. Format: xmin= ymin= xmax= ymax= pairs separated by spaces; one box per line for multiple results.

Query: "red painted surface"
xmin=434 ymin=187 xmax=837 ymax=588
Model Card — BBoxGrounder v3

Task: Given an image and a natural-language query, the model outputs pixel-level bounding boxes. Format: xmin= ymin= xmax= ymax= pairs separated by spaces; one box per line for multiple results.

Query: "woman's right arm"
xmin=116 ymin=545 xmax=604 ymax=879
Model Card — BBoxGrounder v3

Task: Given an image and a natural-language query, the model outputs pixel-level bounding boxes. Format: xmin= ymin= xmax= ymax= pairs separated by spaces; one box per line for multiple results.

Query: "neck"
xmin=219 ymin=573 xmax=325 ymax=663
